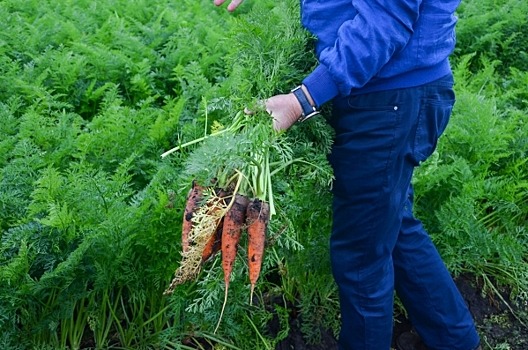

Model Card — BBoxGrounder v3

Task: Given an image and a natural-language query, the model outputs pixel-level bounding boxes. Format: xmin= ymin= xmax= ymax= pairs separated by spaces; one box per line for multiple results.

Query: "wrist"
xmin=300 ymin=85 xmax=315 ymax=106
xmin=291 ymin=85 xmax=320 ymax=122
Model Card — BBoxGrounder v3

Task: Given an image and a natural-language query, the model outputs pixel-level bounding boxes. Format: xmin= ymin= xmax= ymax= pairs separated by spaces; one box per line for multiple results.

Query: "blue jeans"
xmin=328 ymin=75 xmax=480 ymax=350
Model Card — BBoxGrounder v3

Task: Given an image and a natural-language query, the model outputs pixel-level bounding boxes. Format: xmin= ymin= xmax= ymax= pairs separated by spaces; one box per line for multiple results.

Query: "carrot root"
xmin=246 ymin=198 xmax=269 ymax=306
xmin=214 ymin=193 xmax=250 ymax=333
xmin=201 ymin=216 xmax=224 ymax=263
xmin=164 ymin=187 xmax=227 ymax=295
xmin=181 ymin=181 xmax=204 ymax=253
xmin=201 ymin=189 xmax=228 ymax=263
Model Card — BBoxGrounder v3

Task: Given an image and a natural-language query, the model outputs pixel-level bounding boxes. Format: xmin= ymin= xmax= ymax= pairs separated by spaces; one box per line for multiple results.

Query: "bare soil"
xmin=274 ymin=274 xmax=528 ymax=350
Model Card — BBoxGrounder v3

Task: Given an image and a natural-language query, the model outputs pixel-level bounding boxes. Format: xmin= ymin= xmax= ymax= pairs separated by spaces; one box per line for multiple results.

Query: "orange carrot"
xmin=215 ymin=193 xmax=250 ymax=333
xmin=200 ymin=189 xmax=227 ymax=263
xmin=182 ymin=181 xmax=204 ymax=253
xmin=165 ymin=187 xmax=227 ymax=295
xmin=221 ymin=194 xmax=250 ymax=286
xmin=246 ymin=198 xmax=270 ymax=305
xmin=201 ymin=216 xmax=223 ymax=263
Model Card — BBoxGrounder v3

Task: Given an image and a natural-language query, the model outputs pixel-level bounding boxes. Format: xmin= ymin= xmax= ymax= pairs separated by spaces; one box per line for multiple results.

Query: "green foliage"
xmin=454 ymin=0 xmax=528 ymax=75
xmin=1 ymin=0 xmax=527 ymax=348
xmin=414 ymin=49 xmax=528 ymax=297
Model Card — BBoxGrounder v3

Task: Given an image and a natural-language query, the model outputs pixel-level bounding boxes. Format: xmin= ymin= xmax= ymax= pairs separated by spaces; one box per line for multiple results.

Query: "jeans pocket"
xmin=412 ymin=98 xmax=453 ymax=164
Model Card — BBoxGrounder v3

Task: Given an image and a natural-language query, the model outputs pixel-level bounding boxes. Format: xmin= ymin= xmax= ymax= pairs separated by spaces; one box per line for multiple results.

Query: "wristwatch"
xmin=291 ymin=86 xmax=320 ymax=122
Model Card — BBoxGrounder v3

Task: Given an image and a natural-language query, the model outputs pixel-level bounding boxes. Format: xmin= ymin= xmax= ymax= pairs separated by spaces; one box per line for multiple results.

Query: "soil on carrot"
xmin=272 ymin=274 xmax=528 ymax=350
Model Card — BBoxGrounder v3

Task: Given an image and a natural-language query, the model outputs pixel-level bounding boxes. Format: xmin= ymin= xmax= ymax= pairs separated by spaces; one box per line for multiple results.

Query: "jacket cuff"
xmin=302 ymin=64 xmax=340 ymax=108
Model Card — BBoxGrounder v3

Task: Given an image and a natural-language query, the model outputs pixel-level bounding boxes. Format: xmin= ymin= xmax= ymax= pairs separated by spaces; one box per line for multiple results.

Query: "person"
xmin=214 ymin=1 xmax=482 ymax=349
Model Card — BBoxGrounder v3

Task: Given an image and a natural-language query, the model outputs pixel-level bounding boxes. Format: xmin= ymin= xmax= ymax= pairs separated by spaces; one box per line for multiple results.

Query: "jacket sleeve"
xmin=302 ymin=0 xmax=423 ymax=107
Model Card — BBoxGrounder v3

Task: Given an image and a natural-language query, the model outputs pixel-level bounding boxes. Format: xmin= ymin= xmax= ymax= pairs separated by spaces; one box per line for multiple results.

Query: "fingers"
xmin=263 ymin=99 xmax=273 ymax=117
xmin=272 ymin=117 xmax=282 ymax=132
xmin=214 ymin=0 xmax=244 ymax=11
xmin=244 ymin=96 xmax=295 ymax=131
xmin=227 ymin=0 xmax=244 ymax=11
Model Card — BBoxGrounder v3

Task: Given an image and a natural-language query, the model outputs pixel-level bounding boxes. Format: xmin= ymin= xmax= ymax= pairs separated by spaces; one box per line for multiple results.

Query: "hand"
xmin=213 ymin=0 xmax=245 ymax=12
xmin=264 ymin=93 xmax=302 ymax=131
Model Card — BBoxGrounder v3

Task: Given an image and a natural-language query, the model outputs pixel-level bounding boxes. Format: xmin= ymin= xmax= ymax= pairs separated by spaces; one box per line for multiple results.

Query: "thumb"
xmin=244 ymin=100 xmax=267 ymax=115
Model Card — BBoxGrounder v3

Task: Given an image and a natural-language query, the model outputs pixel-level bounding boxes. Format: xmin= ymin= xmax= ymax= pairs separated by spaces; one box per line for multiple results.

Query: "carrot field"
xmin=0 ymin=0 xmax=527 ymax=349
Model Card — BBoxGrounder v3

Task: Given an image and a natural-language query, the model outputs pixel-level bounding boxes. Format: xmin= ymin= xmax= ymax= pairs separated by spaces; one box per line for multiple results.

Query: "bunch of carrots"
xmin=164 ymin=178 xmax=269 ymax=303
xmin=163 ymin=174 xmax=270 ymax=332
xmin=161 ymin=110 xmax=310 ymax=331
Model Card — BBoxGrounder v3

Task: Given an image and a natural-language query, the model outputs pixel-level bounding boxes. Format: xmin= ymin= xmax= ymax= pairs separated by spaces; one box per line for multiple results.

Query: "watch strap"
xmin=291 ymin=86 xmax=319 ymax=122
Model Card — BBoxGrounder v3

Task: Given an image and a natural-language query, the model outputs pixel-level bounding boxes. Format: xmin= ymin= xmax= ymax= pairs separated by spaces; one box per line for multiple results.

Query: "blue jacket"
xmin=301 ymin=0 xmax=461 ymax=107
